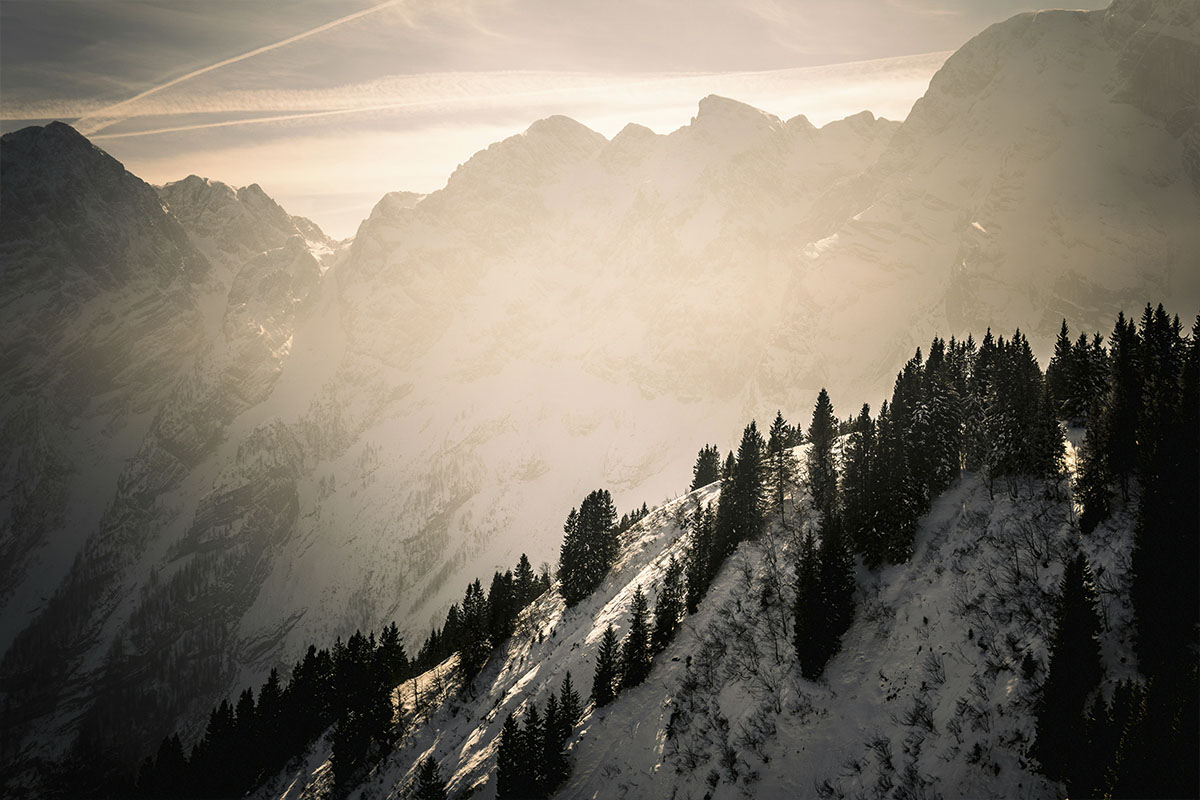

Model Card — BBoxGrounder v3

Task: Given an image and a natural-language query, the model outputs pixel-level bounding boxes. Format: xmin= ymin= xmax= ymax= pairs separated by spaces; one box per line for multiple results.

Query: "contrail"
xmin=73 ymin=0 xmax=406 ymax=136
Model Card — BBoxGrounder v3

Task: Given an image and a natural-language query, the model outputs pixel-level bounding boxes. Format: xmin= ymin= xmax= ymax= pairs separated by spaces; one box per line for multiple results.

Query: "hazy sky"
xmin=0 ymin=0 xmax=1086 ymax=237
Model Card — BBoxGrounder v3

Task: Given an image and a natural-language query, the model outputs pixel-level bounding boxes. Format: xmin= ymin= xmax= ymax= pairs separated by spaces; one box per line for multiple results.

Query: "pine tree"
xmin=841 ymin=404 xmax=880 ymax=566
xmin=806 ymin=390 xmax=839 ymax=528
xmin=1103 ymin=312 xmax=1141 ymax=499
xmin=558 ymin=490 xmax=619 ymax=606
xmin=651 ymin=556 xmax=685 ymax=652
xmin=460 ymin=578 xmax=491 ymax=682
xmin=690 ymin=444 xmax=722 ymax=490
xmin=793 ymin=531 xmax=822 ymax=679
xmin=542 ymin=692 xmax=569 ymax=791
xmin=414 ymin=756 xmax=448 ymax=800
xmin=592 ymin=624 xmax=619 ymax=707
xmin=558 ymin=671 xmax=582 ymax=727
xmin=713 ymin=422 xmax=766 ymax=564
xmin=514 ymin=553 xmax=537 ymax=607
xmin=817 ymin=517 xmax=856 ymax=667
xmin=520 ymin=702 xmax=544 ymax=797
xmin=766 ymin=411 xmax=799 ymax=518
xmin=1046 ymin=318 xmax=1074 ymax=416
xmin=685 ymin=501 xmax=715 ymax=613
xmin=496 ymin=713 xmax=521 ymax=799
xmin=1034 ymin=553 xmax=1103 ymax=790
xmin=620 ymin=585 xmax=653 ymax=689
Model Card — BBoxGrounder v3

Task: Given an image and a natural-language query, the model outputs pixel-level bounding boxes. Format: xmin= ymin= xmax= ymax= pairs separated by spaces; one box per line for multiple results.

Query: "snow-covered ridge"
xmin=265 ymin=435 xmax=1135 ymax=800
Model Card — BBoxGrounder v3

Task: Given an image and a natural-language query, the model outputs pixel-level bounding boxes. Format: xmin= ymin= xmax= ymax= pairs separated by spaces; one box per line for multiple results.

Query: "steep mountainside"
xmin=261 ymin=437 xmax=1135 ymax=800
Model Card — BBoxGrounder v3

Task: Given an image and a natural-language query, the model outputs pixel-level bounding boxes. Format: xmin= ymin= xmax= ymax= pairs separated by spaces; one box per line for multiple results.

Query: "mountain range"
xmin=0 ymin=0 xmax=1196 ymax=790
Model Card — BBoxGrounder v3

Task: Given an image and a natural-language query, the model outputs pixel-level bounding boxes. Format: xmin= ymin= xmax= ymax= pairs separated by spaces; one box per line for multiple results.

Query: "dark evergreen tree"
xmin=488 ymin=570 xmax=517 ymax=647
xmin=817 ymin=515 xmax=856 ymax=667
xmin=620 ymin=585 xmax=653 ymax=689
xmin=766 ymin=411 xmax=799 ymax=518
xmin=1103 ymin=312 xmax=1142 ymax=499
xmin=414 ymin=756 xmax=448 ymax=800
xmin=496 ymin=712 xmax=521 ymax=800
xmin=792 ymin=531 xmax=822 ymax=679
xmin=651 ymin=556 xmax=685 ymax=652
xmin=685 ymin=502 xmax=716 ymax=613
xmin=841 ymin=404 xmax=880 ymax=566
xmin=542 ymin=692 xmax=569 ymax=792
xmin=1074 ymin=432 xmax=1112 ymax=535
xmin=559 ymin=671 xmax=582 ymax=727
xmin=1046 ymin=318 xmax=1074 ymax=416
xmin=519 ymin=702 xmax=544 ymax=797
xmin=713 ymin=422 xmax=766 ymax=565
xmin=460 ymin=578 xmax=491 ymax=682
xmin=514 ymin=553 xmax=537 ymax=608
xmin=690 ymin=444 xmax=722 ymax=490
xmin=592 ymin=624 xmax=619 ymax=707
xmin=1034 ymin=553 xmax=1103 ymax=790
xmin=558 ymin=490 xmax=619 ymax=606
xmin=806 ymin=390 xmax=839 ymax=527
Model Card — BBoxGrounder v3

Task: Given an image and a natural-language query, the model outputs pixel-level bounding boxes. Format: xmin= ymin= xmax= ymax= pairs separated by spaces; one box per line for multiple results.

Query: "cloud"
xmin=72 ymin=0 xmax=411 ymax=135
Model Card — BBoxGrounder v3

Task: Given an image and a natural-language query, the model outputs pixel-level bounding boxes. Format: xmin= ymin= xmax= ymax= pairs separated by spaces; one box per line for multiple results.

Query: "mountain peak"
xmin=694 ymin=95 xmax=781 ymax=127
xmin=524 ymin=114 xmax=605 ymax=143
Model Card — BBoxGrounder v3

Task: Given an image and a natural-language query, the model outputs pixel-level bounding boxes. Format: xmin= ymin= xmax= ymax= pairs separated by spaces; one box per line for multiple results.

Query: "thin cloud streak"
xmin=73 ymin=0 xmax=408 ymax=136
xmin=81 ymin=52 xmax=950 ymax=141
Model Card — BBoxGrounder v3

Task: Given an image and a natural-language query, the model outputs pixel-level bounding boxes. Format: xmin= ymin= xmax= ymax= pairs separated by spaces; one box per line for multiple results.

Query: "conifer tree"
xmin=1034 ymin=553 xmax=1103 ymax=790
xmin=542 ymin=692 xmax=569 ymax=791
xmin=1103 ymin=312 xmax=1141 ymax=499
xmin=559 ymin=671 xmax=582 ymax=727
xmin=841 ymin=404 xmax=880 ymax=566
xmin=793 ymin=531 xmax=822 ymax=679
xmin=766 ymin=411 xmax=799 ymax=518
xmin=690 ymin=444 xmax=722 ymax=490
xmin=1046 ymin=318 xmax=1074 ymax=416
xmin=592 ymin=624 xmax=619 ymax=707
xmin=520 ymin=702 xmax=544 ymax=797
xmin=806 ymin=390 xmax=839 ymax=527
xmin=496 ymin=712 xmax=521 ymax=799
xmin=713 ymin=422 xmax=766 ymax=564
xmin=460 ymin=578 xmax=491 ymax=681
xmin=414 ymin=756 xmax=448 ymax=800
xmin=514 ymin=553 xmax=537 ymax=607
xmin=651 ymin=556 xmax=685 ymax=651
xmin=620 ymin=585 xmax=653 ymax=689
xmin=685 ymin=502 xmax=716 ymax=613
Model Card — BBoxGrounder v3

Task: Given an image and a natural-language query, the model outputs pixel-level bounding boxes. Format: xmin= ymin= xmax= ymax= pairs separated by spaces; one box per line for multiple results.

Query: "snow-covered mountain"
xmin=261 ymin=436 xmax=1135 ymax=800
xmin=0 ymin=0 xmax=1196 ymax=790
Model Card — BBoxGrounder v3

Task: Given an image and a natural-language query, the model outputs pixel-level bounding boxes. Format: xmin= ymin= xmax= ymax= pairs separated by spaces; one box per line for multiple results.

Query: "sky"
xmin=0 ymin=0 xmax=1084 ymax=238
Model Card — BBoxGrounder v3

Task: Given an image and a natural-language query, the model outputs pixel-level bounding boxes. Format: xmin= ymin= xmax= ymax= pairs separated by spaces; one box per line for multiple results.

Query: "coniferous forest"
xmin=112 ymin=303 xmax=1196 ymax=799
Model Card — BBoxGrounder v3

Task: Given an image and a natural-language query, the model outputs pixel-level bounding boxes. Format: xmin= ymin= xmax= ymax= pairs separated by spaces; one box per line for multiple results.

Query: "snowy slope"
xmin=262 ymin=434 xmax=1134 ymax=800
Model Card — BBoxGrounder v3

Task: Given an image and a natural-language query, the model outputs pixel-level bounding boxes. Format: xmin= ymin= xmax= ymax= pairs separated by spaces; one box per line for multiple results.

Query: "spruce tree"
xmin=690 ymin=444 xmax=722 ymax=490
xmin=841 ymin=404 xmax=879 ymax=566
xmin=496 ymin=713 xmax=521 ymax=799
xmin=806 ymin=390 xmax=839 ymax=528
xmin=1034 ymin=553 xmax=1103 ymax=790
xmin=520 ymin=702 xmax=544 ymax=797
xmin=542 ymin=692 xmax=569 ymax=791
xmin=460 ymin=579 xmax=491 ymax=681
xmin=766 ymin=411 xmax=799 ymax=518
xmin=685 ymin=502 xmax=716 ymax=613
xmin=620 ymin=585 xmax=653 ymax=689
xmin=1046 ymin=318 xmax=1074 ymax=416
xmin=713 ymin=422 xmax=766 ymax=564
xmin=793 ymin=531 xmax=822 ymax=679
xmin=651 ymin=556 xmax=686 ymax=652
xmin=592 ymin=624 xmax=619 ymax=707
xmin=414 ymin=756 xmax=448 ymax=800
xmin=514 ymin=553 xmax=537 ymax=607
xmin=559 ymin=671 xmax=582 ymax=726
